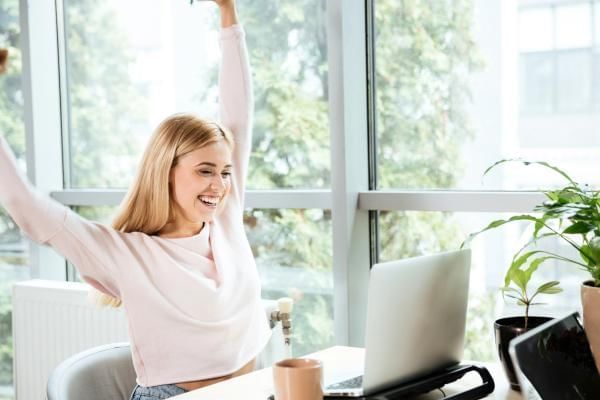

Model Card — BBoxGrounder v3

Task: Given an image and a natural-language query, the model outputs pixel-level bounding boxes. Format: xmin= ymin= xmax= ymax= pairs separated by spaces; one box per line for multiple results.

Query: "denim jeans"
xmin=130 ymin=383 xmax=188 ymax=400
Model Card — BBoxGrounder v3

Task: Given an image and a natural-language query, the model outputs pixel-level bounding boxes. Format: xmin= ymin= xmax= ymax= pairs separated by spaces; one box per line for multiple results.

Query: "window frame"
xmin=19 ymin=0 xmax=574 ymax=349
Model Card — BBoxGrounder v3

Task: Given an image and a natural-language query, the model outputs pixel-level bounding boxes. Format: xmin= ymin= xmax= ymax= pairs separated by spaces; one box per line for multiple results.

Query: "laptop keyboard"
xmin=326 ymin=375 xmax=363 ymax=390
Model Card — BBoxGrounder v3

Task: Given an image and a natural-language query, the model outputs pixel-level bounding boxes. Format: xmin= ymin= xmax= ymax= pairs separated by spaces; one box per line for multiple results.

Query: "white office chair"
xmin=46 ymin=342 xmax=135 ymax=400
xmin=46 ymin=299 xmax=287 ymax=400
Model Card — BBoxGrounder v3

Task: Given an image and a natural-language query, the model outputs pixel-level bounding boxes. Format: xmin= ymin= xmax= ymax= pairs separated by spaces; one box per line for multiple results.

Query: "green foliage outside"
xmin=65 ymin=0 xmax=148 ymax=189
xmin=238 ymin=0 xmax=334 ymax=356
xmin=375 ymin=0 xmax=493 ymax=361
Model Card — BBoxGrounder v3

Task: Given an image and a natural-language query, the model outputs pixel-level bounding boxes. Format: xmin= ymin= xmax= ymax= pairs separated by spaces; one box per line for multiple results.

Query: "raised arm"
xmin=0 ymin=137 xmax=124 ymax=298
xmin=216 ymin=0 xmax=253 ymax=206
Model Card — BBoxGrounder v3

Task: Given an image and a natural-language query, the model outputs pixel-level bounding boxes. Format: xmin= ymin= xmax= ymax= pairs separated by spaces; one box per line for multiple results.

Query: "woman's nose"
xmin=210 ymin=175 xmax=226 ymax=190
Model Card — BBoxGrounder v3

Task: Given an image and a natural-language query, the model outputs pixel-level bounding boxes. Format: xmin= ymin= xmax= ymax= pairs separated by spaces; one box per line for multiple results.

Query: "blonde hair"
xmin=92 ymin=113 xmax=234 ymax=307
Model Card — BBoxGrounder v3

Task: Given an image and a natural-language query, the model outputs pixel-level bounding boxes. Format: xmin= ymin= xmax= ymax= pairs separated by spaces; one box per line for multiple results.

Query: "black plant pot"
xmin=494 ymin=316 xmax=553 ymax=391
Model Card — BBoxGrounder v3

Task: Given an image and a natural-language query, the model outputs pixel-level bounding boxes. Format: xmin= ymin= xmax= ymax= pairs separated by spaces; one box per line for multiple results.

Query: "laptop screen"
xmin=510 ymin=312 xmax=600 ymax=399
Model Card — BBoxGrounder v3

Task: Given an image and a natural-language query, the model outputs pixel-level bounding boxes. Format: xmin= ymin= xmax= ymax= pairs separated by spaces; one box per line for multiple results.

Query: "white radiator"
xmin=12 ymin=280 xmax=129 ymax=400
xmin=12 ymin=279 xmax=283 ymax=400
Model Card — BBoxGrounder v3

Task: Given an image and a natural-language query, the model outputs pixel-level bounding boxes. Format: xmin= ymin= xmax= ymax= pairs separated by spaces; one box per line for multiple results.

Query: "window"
xmin=373 ymin=0 xmax=598 ymax=362
xmin=0 ymin=0 xmax=28 ymax=396
xmin=59 ymin=0 xmax=332 ymax=359
xmin=376 ymin=0 xmax=600 ymax=191
xmin=13 ymin=5 xmax=598 ymax=395
xmin=63 ymin=0 xmax=330 ymax=189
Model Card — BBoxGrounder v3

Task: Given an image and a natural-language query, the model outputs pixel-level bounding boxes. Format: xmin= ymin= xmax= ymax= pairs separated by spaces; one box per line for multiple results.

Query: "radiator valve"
xmin=270 ymin=297 xmax=294 ymax=358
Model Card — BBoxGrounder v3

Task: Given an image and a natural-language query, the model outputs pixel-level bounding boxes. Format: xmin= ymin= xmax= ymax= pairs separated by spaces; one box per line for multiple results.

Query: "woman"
xmin=0 ymin=0 xmax=271 ymax=399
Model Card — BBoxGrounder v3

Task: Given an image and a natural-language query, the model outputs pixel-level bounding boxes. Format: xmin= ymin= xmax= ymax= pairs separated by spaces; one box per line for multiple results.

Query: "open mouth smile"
xmin=198 ymin=195 xmax=221 ymax=208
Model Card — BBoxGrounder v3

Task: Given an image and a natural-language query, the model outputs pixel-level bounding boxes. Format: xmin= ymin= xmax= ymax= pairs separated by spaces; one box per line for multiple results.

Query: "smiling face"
xmin=167 ymin=139 xmax=233 ymax=235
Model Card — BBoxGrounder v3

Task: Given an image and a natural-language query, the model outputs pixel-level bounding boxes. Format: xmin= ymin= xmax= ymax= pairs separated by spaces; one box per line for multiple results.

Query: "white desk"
xmin=172 ymin=346 xmax=521 ymax=399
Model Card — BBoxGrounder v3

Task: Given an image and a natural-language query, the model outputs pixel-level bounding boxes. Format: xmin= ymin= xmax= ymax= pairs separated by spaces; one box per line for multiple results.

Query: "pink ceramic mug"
xmin=272 ymin=358 xmax=323 ymax=400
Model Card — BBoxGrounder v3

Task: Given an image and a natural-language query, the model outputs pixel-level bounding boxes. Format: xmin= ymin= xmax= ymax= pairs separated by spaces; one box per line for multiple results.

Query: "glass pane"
xmin=72 ymin=206 xmax=334 ymax=356
xmin=519 ymin=7 xmax=553 ymax=52
xmin=64 ymin=0 xmax=217 ymax=189
xmin=0 ymin=1 xmax=28 ymax=398
xmin=556 ymin=50 xmax=592 ymax=112
xmin=556 ymin=3 xmax=591 ymax=49
xmin=595 ymin=1 xmax=600 ymax=46
xmin=245 ymin=208 xmax=333 ymax=355
xmin=72 ymin=206 xmax=118 ymax=225
xmin=375 ymin=0 xmax=600 ymax=190
xmin=378 ymin=211 xmax=585 ymax=362
xmin=64 ymin=0 xmax=329 ymax=190
xmin=519 ymin=53 xmax=554 ymax=114
xmin=243 ymin=1 xmax=330 ymax=189
xmin=594 ymin=53 xmax=600 ymax=110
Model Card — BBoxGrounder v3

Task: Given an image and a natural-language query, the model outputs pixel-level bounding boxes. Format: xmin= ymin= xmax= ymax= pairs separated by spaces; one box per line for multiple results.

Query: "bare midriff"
xmin=174 ymin=358 xmax=256 ymax=391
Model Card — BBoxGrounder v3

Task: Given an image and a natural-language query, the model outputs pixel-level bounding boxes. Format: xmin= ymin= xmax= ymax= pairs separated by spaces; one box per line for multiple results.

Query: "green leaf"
xmin=535 ymin=281 xmax=563 ymax=295
xmin=563 ymin=222 xmax=596 ymax=234
xmin=483 ymin=159 xmax=577 ymax=186
xmin=500 ymin=286 xmax=520 ymax=295
xmin=523 ymin=256 xmax=553 ymax=282
xmin=462 ymin=215 xmax=543 ymax=249
xmin=511 ymin=269 xmax=528 ymax=293
xmin=534 ymin=219 xmax=546 ymax=238
xmin=589 ymin=237 xmax=600 ymax=262
xmin=505 ymin=250 xmax=544 ymax=286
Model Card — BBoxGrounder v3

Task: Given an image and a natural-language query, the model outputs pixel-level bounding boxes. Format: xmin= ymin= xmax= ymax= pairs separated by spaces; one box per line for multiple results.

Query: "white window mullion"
xmin=358 ymin=191 xmax=547 ymax=213
xmin=20 ymin=0 xmax=66 ymax=280
xmin=328 ymin=0 xmax=371 ymax=347
xmin=50 ymin=190 xmax=333 ymax=210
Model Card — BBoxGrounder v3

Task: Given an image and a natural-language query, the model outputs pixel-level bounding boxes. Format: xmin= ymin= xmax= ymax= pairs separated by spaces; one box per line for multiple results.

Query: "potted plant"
xmin=462 ymin=159 xmax=600 ymax=389
xmin=463 ymin=225 xmax=561 ymax=391
xmin=492 ymin=260 xmax=560 ymax=390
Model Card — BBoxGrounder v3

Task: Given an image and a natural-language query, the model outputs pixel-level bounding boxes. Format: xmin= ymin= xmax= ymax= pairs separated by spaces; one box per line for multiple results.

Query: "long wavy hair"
xmin=91 ymin=113 xmax=234 ymax=307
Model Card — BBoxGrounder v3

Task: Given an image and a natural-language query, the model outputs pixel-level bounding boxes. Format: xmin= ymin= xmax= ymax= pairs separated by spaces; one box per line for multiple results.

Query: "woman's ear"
xmin=0 ymin=49 xmax=8 ymax=75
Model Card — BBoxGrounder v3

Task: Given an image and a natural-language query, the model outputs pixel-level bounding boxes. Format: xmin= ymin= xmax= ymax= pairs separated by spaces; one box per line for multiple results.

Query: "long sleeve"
xmin=218 ymin=25 xmax=253 ymax=208
xmin=0 ymin=136 xmax=123 ymax=297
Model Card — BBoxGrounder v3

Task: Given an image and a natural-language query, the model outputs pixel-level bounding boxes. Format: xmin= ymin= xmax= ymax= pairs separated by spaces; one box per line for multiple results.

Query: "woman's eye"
xmin=199 ymin=170 xmax=213 ymax=176
xmin=221 ymin=172 xmax=232 ymax=178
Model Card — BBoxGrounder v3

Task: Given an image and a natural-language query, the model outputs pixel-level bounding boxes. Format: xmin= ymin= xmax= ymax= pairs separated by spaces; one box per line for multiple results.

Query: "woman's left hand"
xmin=0 ymin=49 xmax=8 ymax=75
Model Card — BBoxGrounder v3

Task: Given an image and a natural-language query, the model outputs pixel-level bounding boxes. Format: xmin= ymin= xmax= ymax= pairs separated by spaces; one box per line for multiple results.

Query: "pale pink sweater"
xmin=0 ymin=25 xmax=272 ymax=386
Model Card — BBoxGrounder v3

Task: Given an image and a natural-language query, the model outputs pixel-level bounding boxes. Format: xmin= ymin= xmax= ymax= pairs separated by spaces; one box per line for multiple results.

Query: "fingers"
xmin=0 ymin=49 xmax=8 ymax=75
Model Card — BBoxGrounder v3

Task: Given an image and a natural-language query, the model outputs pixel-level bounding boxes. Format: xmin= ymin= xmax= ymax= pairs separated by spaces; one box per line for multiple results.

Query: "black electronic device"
xmin=323 ymin=364 xmax=495 ymax=400
xmin=509 ymin=311 xmax=600 ymax=400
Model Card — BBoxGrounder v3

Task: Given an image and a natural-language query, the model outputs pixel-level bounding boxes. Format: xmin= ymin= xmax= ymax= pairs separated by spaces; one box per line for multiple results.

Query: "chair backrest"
xmin=46 ymin=342 xmax=136 ymax=400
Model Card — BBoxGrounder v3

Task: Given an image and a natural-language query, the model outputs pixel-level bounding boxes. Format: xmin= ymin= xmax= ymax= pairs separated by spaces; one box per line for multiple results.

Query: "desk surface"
xmin=172 ymin=346 xmax=521 ymax=400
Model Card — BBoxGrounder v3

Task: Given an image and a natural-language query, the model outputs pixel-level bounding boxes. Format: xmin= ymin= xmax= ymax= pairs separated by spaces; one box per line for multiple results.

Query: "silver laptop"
xmin=324 ymin=249 xmax=471 ymax=397
xmin=509 ymin=311 xmax=600 ymax=400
